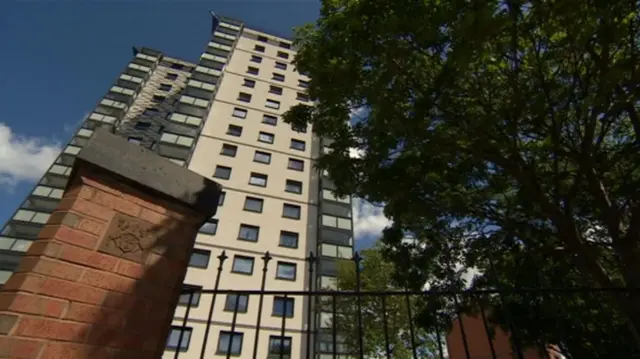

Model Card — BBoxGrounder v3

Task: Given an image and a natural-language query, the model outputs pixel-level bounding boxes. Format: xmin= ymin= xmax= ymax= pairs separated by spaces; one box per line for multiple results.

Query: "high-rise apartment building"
xmin=0 ymin=13 xmax=354 ymax=358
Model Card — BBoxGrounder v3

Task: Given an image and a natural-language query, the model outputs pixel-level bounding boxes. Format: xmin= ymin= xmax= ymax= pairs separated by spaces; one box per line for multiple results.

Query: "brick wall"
xmin=0 ymin=167 xmax=205 ymax=359
xmin=447 ymin=313 xmax=550 ymax=359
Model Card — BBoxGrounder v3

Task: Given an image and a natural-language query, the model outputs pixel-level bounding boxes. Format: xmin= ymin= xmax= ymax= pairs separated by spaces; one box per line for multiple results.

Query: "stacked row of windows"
xmin=198 ymin=215 xmax=300 ymax=249
xmin=231 ymin=106 xmax=308 ymax=135
xmin=167 ymin=327 xmax=292 ymax=357
xmin=188 ymin=249 xmax=297 ymax=281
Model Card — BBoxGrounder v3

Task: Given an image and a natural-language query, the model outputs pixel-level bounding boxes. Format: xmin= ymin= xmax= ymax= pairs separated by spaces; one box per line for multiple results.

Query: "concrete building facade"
xmin=0 ymin=12 xmax=354 ymax=359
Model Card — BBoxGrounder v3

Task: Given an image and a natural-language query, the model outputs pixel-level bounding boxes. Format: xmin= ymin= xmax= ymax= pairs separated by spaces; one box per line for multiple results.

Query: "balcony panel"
xmin=123 ymin=67 xmax=150 ymax=81
xmin=319 ymin=227 xmax=353 ymax=246
xmin=117 ymin=74 xmax=143 ymax=90
xmin=1 ymin=222 xmax=41 ymax=240
xmin=190 ymin=71 xmax=219 ymax=86
xmin=21 ymin=197 xmax=59 ymax=213
xmin=183 ymin=87 xmax=214 ymax=101
xmin=207 ymin=41 xmax=232 ymax=52
xmin=175 ymin=104 xmax=207 ymax=118
xmin=204 ymin=46 xmax=230 ymax=59
xmin=163 ymin=121 xmax=199 ymax=138
xmin=156 ymin=143 xmax=191 ymax=160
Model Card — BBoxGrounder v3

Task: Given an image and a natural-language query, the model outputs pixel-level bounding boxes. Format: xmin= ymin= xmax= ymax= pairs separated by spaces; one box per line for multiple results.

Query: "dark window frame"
xmin=178 ymin=284 xmax=202 ymax=307
xmin=285 ymin=179 xmax=303 ymax=194
xmin=216 ymin=331 xmax=244 ymax=356
xmin=189 ymin=249 xmax=211 ymax=269
xmin=221 ymin=143 xmax=238 ymax=157
xmin=282 ymin=204 xmax=301 ymax=219
xmin=272 ymin=296 xmax=295 ymax=317
xmin=214 ymin=165 xmax=232 ymax=180
xmin=258 ymin=131 xmax=275 ymax=144
xmin=279 ymin=231 xmax=299 ymax=249
xmin=199 ymin=218 xmax=219 ymax=235
xmin=227 ymin=124 xmax=243 ymax=137
xmin=275 ymin=261 xmax=297 ymax=281
xmin=224 ymin=294 xmax=249 ymax=313
xmin=238 ymin=223 xmax=260 ymax=242
xmin=167 ymin=326 xmax=193 ymax=351
xmin=248 ymin=172 xmax=268 ymax=187
xmin=287 ymin=158 xmax=304 ymax=171
xmin=232 ymin=256 xmax=255 ymax=275
xmin=254 ymin=151 xmax=272 ymax=164
xmin=243 ymin=197 xmax=264 ymax=213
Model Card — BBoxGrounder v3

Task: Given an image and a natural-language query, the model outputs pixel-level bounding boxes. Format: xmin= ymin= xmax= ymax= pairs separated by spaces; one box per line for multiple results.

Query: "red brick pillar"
xmin=0 ymin=128 xmax=221 ymax=359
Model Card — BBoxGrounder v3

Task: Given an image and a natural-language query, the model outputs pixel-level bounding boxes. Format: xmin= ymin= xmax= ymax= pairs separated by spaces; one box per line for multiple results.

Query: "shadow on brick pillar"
xmin=0 ymin=128 xmax=221 ymax=359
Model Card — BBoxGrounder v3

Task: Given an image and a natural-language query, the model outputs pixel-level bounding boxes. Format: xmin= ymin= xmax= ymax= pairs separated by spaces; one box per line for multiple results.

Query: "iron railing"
xmin=168 ymin=250 xmax=640 ymax=359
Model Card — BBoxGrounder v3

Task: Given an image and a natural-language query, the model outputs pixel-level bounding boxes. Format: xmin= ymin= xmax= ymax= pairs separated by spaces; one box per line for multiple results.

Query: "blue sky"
xmin=0 ymin=1 xmax=388 ymax=249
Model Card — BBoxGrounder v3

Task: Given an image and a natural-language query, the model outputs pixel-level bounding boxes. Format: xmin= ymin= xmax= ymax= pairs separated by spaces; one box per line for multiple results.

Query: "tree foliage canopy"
xmin=285 ymin=0 xmax=640 ymax=356
xmin=322 ymin=245 xmax=440 ymax=358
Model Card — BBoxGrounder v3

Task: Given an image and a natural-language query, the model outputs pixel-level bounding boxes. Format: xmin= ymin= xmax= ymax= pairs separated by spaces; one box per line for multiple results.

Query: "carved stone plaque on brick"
xmin=99 ymin=213 xmax=157 ymax=263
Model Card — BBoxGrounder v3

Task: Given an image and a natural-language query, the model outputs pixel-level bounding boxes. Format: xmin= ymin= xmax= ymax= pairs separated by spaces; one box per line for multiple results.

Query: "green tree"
xmin=319 ymin=245 xmax=440 ymax=358
xmin=285 ymin=0 xmax=640 ymax=355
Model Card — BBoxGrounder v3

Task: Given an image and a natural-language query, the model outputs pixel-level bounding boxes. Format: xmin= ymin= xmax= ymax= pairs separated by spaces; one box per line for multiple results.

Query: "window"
xmin=224 ymin=294 xmax=249 ymax=313
xmin=321 ymin=214 xmax=352 ymax=230
xmin=142 ymin=108 xmax=159 ymax=116
xmin=257 ymin=35 xmax=268 ymax=42
xmin=128 ymin=137 xmax=142 ymax=145
xmin=262 ymin=114 xmax=277 ymax=126
xmin=254 ymin=151 xmax=271 ymax=164
xmin=276 ymin=262 xmax=297 ymax=280
xmin=275 ymin=61 xmax=287 ymax=70
xmin=171 ymin=63 xmax=185 ymax=70
xmin=242 ymin=79 xmax=255 ymax=88
xmin=258 ymin=132 xmax=275 ymax=144
xmin=166 ymin=73 xmax=178 ymax=80
xmin=277 ymin=51 xmax=290 ymax=59
xmin=199 ymin=219 xmax=218 ymax=235
xmin=221 ymin=144 xmax=238 ymax=157
xmin=272 ymin=73 xmax=285 ymax=82
xmin=238 ymin=224 xmax=260 ymax=241
xmin=269 ymin=86 xmax=283 ymax=95
xmin=287 ymin=158 xmax=304 ymax=171
xmin=265 ymin=99 xmax=280 ymax=109
xmin=298 ymin=79 xmax=309 ymax=88
xmin=219 ymin=191 xmax=226 ymax=206
xmin=254 ymin=44 xmax=266 ymax=52
xmin=243 ymin=197 xmax=264 ymax=213
xmin=189 ymin=249 xmax=211 ymax=268
xmin=214 ymin=165 xmax=232 ymax=180
xmin=238 ymin=92 xmax=252 ymax=103
xmin=227 ymin=124 xmax=243 ymax=137
xmin=232 ymin=256 xmax=254 ymax=274
xmin=166 ymin=326 xmax=192 ymax=351
xmin=249 ymin=172 xmax=268 ymax=187
xmin=250 ymin=55 xmax=262 ymax=63
xmin=247 ymin=66 xmax=259 ymax=75
xmin=285 ymin=180 xmax=302 ymax=194
xmin=290 ymin=139 xmax=306 ymax=151
xmin=152 ymin=95 xmax=166 ymax=103
xmin=279 ymin=231 xmax=299 ymax=248
xmin=269 ymin=336 xmax=292 ymax=357
xmin=279 ymin=41 xmax=291 ymax=49
xmin=232 ymin=107 xmax=247 ymax=119
xmin=178 ymin=285 xmax=202 ymax=306
xmin=273 ymin=297 xmax=294 ymax=317
xmin=283 ymin=204 xmax=301 ymax=219
xmin=217 ymin=331 xmax=243 ymax=356
xmin=291 ymin=123 xmax=307 ymax=133
xmin=159 ymin=83 xmax=172 ymax=91
xmin=297 ymin=93 xmax=309 ymax=102
xmin=134 ymin=121 xmax=151 ymax=130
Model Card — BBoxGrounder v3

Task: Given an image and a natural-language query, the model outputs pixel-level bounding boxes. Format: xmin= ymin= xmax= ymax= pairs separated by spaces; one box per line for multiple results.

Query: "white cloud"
xmin=0 ymin=123 xmax=62 ymax=189
xmin=352 ymin=198 xmax=392 ymax=241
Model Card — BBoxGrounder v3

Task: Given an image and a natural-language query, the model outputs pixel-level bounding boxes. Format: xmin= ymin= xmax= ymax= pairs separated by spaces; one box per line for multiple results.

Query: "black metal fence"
xmin=169 ymin=250 xmax=640 ymax=359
